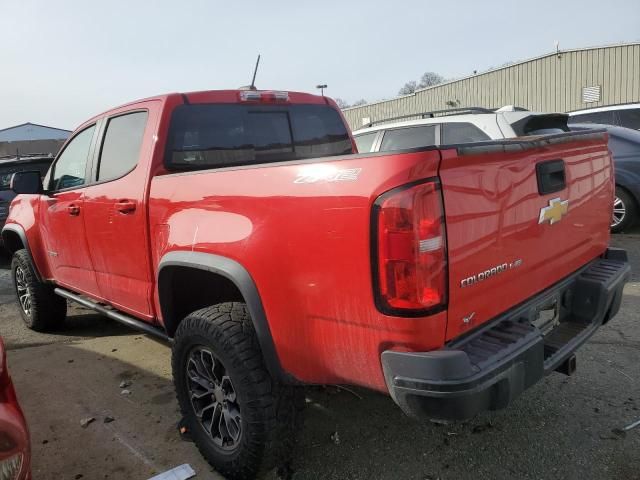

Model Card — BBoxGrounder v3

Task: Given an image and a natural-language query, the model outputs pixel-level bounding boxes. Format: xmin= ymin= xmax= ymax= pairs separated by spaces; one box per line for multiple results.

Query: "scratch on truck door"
xmin=191 ymin=225 xmax=199 ymax=254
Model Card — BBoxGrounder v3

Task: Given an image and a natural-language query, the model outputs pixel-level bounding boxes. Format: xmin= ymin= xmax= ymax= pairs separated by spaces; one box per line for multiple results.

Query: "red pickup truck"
xmin=2 ymin=89 xmax=630 ymax=479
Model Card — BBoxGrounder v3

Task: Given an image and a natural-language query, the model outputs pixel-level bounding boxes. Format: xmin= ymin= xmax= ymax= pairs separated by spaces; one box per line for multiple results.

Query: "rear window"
xmin=379 ymin=125 xmax=436 ymax=151
xmin=166 ymin=104 xmax=352 ymax=170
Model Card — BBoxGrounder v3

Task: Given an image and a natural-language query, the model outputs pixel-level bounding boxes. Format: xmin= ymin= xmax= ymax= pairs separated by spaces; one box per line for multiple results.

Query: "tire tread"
xmin=11 ymin=249 xmax=66 ymax=331
xmin=172 ymin=302 xmax=303 ymax=479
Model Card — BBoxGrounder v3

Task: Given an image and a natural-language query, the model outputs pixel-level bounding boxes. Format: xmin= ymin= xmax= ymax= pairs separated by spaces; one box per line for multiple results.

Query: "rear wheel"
xmin=172 ymin=302 xmax=304 ymax=479
xmin=11 ymin=249 xmax=67 ymax=331
xmin=611 ymin=186 xmax=637 ymax=233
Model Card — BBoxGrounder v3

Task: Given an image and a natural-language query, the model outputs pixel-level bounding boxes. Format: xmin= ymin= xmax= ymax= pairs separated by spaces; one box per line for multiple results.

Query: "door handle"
xmin=67 ymin=204 xmax=80 ymax=216
xmin=115 ymin=199 xmax=137 ymax=214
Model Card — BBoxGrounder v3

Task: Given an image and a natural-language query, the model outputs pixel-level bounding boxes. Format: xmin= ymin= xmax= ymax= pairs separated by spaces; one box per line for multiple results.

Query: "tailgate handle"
xmin=536 ymin=159 xmax=565 ymax=195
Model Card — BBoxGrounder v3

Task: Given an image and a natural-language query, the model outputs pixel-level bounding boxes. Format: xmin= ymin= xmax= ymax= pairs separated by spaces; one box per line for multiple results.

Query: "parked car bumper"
xmin=382 ymin=248 xmax=630 ymax=420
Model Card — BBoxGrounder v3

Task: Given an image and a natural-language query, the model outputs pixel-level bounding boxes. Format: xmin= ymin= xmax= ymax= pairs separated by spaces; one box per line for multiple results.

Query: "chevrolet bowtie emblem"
xmin=539 ymin=197 xmax=569 ymax=225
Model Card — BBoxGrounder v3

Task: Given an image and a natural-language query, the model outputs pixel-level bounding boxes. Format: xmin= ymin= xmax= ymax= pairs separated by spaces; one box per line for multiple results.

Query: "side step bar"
xmin=54 ymin=288 xmax=170 ymax=342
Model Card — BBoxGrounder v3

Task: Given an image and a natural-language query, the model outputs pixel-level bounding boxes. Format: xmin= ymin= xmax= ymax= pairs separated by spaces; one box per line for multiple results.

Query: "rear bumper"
xmin=382 ymin=248 xmax=631 ymax=420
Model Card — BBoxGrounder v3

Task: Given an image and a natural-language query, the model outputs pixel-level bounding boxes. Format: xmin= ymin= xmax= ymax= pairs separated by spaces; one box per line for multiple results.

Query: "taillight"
xmin=0 ymin=429 xmax=23 ymax=480
xmin=0 ymin=452 xmax=23 ymax=480
xmin=239 ymin=90 xmax=289 ymax=102
xmin=373 ymin=180 xmax=447 ymax=314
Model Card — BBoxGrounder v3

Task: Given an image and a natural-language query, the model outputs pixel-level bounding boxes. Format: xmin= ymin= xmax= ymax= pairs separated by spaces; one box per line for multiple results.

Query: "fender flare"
xmin=1 ymin=224 xmax=42 ymax=282
xmin=157 ymin=251 xmax=293 ymax=383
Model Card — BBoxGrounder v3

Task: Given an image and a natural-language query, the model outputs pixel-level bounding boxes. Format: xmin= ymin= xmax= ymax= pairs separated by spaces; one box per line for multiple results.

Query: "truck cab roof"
xmin=79 ymin=90 xmax=334 ymax=130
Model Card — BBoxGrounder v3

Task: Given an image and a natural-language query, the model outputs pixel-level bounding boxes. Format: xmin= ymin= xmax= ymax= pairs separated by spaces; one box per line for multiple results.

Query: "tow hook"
xmin=556 ymin=354 xmax=577 ymax=376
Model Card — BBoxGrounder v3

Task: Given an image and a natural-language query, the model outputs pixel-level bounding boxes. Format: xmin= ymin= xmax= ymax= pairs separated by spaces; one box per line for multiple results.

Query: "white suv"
xmin=352 ymin=106 xmax=570 ymax=153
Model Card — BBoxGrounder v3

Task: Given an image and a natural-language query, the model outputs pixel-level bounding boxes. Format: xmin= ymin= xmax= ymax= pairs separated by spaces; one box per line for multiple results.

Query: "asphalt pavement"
xmin=0 ymin=233 xmax=639 ymax=480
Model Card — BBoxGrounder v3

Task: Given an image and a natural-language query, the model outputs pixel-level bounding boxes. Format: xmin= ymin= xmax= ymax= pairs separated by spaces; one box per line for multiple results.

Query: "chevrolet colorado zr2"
xmin=2 ymin=89 xmax=630 ymax=479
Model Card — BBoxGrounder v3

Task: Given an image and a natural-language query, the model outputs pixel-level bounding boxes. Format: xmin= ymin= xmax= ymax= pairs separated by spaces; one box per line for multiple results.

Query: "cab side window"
xmin=97 ymin=111 xmax=148 ymax=182
xmin=50 ymin=125 xmax=95 ymax=191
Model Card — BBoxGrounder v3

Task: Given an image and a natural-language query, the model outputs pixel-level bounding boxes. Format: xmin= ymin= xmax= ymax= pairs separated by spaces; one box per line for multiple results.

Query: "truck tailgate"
xmin=439 ymin=132 xmax=613 ymax=340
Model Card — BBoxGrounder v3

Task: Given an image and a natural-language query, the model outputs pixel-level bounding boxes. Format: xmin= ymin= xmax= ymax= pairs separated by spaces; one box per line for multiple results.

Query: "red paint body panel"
xmin=0 ymin=338 xmax=31 ymax=480
xmin=82 ymin=100 xmax=163 ymax=320
xmin=38 ymin=191 xmax=101 ymax=297
xmin=3 ymin=89 xmax=615 ymax=394
xmin=149 ymin=151 xmax=444 ymax=390
xmin=439 ymin=137 xmax=612 ymax=339
xmin=4 ymin=196 xmax=53 ymax=281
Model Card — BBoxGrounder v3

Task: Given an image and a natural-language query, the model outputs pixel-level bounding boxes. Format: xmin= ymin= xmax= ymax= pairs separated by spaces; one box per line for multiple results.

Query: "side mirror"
xmin=10 ymin=171 xmax=44 ymax=195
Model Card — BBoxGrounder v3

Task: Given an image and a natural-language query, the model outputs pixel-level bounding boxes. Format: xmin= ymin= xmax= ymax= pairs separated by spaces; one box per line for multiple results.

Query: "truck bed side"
xmin=149 ymin=150 xmax=446 ymax=390
xmin=149 ymin=131 xmax=613 ymax=390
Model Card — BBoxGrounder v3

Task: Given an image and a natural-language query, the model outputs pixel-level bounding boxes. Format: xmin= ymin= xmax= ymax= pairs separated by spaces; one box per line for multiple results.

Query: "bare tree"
xmin=418 ymin=72 xmax=445 ymax=88
xmin=334 ymin=98 xmax=350 ymax=109
xmin=398 ymin=81 xmax=418 ymax=96
xmin=334 ymin=98 xmax=368 ymax=109
xmin=398 ymin=72 xmax=445 ymax=96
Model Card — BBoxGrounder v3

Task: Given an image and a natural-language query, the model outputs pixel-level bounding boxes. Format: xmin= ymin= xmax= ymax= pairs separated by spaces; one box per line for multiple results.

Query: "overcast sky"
xmin=2 ymin=0 xmax=639 ymax=130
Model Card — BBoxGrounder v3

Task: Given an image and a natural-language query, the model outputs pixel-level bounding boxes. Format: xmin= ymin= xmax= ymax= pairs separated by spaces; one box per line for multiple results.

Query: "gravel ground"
xmin=1 ymin=232 xmax=639 ymax=480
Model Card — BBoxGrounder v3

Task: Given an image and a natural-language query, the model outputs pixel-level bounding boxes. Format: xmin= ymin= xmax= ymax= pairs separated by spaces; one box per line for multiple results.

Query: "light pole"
xmin=316 ymin=84 xmax=327 ymax=96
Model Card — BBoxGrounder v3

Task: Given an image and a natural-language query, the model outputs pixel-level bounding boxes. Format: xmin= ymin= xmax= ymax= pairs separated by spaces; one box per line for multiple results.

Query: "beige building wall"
xmin=342 ymin=43 xmax=640 ymax=130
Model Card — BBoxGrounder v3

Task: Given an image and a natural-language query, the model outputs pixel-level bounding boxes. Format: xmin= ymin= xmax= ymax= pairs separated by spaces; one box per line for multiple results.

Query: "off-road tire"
xmin=11 ymin=249 xmax=67 ymax=331
xmin=172 ymin=302 xmax=304 ymax=480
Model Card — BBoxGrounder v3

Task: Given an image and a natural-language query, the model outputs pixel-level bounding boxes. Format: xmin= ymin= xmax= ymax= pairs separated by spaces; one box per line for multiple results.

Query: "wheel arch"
xmin=157 ymin=251 xmax=292 ymax=383
xmin=1 ymin=224 xmax=42 ymax=281
xmin=616 ymin=182 xmax=640 ymax=211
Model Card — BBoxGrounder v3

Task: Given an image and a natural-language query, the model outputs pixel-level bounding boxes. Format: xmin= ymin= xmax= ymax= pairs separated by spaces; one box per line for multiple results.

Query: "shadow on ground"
xmin=1 ymin=303 xmax=134 ymax=351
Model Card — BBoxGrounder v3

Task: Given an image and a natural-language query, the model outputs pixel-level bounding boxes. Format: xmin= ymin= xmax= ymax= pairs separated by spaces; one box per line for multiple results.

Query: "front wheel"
xmin=11 ymin=249 xmax=67 ymax=331
xmin=172 ymin=302 xmax=303 ymax=479
xmin=611 ymin=187 xmax=637 ymax=233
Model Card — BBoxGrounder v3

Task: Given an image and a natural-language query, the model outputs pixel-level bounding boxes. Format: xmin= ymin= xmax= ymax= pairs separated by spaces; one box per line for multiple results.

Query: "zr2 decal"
xmin=294 ymin=167 xmax=362 ymax=184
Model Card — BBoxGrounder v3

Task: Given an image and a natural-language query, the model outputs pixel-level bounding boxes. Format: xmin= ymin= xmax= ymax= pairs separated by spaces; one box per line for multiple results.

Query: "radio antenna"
xmin=249 ymin=54 xmax=261 ymax=90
